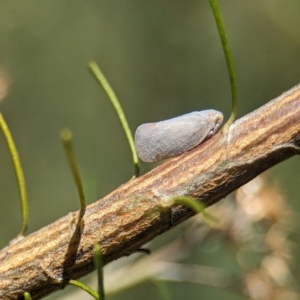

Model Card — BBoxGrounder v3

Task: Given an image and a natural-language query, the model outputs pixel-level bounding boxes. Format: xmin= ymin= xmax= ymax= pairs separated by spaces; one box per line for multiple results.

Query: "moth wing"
xmin=156 ymin=115 xmax=213 ymax=153
xmin=135 ymin=112 xmax=213 ymax=162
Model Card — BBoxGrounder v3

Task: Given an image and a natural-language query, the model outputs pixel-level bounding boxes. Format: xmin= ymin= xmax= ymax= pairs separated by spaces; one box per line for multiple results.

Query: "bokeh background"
xmin=0 ymin=1 xmax=300 ymax=299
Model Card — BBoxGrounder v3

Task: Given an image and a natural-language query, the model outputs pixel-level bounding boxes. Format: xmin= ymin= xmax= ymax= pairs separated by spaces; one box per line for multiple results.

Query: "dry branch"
xmin=0 ymin=84 xmax=300 ymax=300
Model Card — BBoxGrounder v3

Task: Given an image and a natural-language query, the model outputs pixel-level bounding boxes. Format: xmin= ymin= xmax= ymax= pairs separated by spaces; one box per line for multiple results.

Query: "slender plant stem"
xmin=61 ymin=129 xmax=86 ymax=214
xmin=94 ymin=244 xmax=105 ymax=300
xmin=208 ymin=0 xmax=238 ymax=127
xmin=174 ymin=196 xmax=218 ymax=224
xmin=88 ymin=61 xmax=140 ymax=178
xmin=0 ymin=113 xmax=28 ymax=237
xmin=68 ymin=279 xmax=99 ymax=299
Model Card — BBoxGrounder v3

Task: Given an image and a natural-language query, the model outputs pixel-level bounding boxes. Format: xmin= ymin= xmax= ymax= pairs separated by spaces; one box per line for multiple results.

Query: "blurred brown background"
xmin=0 ymin=1 xmax=299 ymax=299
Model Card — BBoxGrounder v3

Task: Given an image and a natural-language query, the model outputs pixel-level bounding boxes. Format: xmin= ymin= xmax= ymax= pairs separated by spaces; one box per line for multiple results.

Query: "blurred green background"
xmin=0 ymin=0 xmax=300 ymax=299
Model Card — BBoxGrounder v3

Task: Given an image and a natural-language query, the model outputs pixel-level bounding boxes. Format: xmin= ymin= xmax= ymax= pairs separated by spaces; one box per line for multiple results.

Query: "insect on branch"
xmin=0 ymin=84 xmax=300 ymax=300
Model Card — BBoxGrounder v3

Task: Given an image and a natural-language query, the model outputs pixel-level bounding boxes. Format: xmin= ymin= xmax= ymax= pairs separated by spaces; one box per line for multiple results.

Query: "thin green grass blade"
xmin=88 ymin=61 xmax=140 ymax=178
xmin=208 ymin=0 xmax=238 ymax=127
xmin=0 ymin=113 xmax=28 ymax=237
xmin=61 ymin=129 xmax=86 ymax=215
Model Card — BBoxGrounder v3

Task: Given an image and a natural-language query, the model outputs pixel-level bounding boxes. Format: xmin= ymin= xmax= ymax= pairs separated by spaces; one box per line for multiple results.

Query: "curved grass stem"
xmin=208 ymin=0 xmax=238 ymax=128
xmin=88 ymin=61 xmax=140 ymax=178
xmin=61 ymin=129 xmax=86 ymax=215
xmin=68 ymin=279 xmax=99 ymax=299
xmin=0 ymin=113 xmax=28 ymax=237
xmin=174 ymin=196 xmax=218 ymax=225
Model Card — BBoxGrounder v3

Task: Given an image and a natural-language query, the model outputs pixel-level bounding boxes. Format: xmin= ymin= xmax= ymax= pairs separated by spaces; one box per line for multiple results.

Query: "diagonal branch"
xmin=1 ymin=84 xmax=300 ymax=300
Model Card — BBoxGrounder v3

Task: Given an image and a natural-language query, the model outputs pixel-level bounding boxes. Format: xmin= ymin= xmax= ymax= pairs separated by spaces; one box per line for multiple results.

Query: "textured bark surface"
xmin=0 ymin=84 xmax=300 ymax=300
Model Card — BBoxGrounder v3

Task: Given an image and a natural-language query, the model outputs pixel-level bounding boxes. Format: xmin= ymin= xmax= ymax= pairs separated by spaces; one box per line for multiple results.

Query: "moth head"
xmin=207 ymin=110 xmax=224 ymax=137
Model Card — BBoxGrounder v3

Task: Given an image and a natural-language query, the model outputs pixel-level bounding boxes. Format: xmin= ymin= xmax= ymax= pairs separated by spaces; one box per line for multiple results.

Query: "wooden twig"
xmin=0 ymin=84 xmax=300 ymax=300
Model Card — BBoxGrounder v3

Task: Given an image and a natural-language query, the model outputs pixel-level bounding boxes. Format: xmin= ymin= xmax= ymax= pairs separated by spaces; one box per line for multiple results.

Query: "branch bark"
xmin=1 ymin=84 xmax=300 ymax=300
